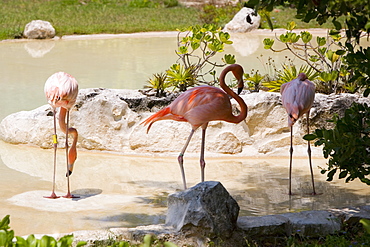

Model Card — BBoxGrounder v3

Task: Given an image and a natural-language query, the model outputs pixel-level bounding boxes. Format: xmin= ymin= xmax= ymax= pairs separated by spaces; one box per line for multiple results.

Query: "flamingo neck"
xmin=219 ymin=64 xmax=248 ymax=123
xmin=58 ymin=107 xmax=78 ymax=165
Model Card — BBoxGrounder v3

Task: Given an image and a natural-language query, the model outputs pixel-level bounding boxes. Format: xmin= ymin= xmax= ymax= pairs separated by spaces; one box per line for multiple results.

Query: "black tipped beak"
xmin=66 ymin=170 xmax=73 ymax=177
xmin=237 ymin=87 xmax=243 ymax=95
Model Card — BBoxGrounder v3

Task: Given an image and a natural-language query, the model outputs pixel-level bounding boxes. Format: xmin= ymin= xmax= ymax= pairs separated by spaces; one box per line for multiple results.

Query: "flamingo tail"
xmin=141 ymin=107 xmax=171 ymax=133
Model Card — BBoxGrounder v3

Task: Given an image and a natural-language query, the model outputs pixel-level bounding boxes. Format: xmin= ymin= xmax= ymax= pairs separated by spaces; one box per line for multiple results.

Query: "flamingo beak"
xmin=66 ymin=163 xmax=74 ymax=177
xmin=237 ymin=87 xmax=243 ymax=95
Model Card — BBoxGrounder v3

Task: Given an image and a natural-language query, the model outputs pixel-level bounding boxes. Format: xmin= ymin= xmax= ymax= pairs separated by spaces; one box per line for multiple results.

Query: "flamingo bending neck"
xmin=219 ymin=64 xmax=248 ymax=124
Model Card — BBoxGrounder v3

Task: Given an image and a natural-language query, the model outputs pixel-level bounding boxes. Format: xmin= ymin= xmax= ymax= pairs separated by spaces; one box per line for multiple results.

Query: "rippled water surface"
xmin=1 ymin=32 xmax=370 ymax=236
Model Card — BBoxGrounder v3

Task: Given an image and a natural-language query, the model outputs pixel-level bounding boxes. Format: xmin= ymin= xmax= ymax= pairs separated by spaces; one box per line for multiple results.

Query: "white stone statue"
xmin=224 ymin=7 xmax=261 ymax=33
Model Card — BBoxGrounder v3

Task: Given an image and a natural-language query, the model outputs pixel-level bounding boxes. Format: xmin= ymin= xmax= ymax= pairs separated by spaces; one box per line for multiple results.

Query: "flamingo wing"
xmin=142 ymin=85 xmax=233 ymax=131
xmin=170 ymin=86 xmax=233 ymax=128
xmin=281 ymin=77 xmax=315 ymax=126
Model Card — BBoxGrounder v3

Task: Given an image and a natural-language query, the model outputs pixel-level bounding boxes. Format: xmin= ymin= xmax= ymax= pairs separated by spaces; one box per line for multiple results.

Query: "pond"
xmin=1 ymin=31 xmax=370 ymax=236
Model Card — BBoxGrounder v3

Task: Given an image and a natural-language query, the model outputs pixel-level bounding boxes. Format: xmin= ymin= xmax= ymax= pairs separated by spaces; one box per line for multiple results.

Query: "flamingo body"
xmin=281 ymin=73 xmax=315 ymax=127
xmin=144 ymin=85 xmax=239 ymax=131
xmin=143 ymin=64 xmax=248 ymax=189
xmin=44 ymin=72 xmax=79 ymax=199
xmin=280 ymin=73 xmax=317 ymax=195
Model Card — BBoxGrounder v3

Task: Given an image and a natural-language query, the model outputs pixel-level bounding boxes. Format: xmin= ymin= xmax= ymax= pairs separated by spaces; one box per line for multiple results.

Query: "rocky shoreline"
xmin=1 ymin=88 xmax=369 ymax=158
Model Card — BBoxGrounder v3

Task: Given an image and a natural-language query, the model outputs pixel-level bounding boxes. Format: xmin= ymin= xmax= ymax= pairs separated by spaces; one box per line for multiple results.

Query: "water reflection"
xmin=0 ymin=140 xmax=369 ymax=235
xmin=24 ymin=40 xmax=55 ymax=58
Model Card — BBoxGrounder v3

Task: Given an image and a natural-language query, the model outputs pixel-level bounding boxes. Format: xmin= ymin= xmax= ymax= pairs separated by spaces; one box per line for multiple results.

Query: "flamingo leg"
xmin=289 ymin=125 xmax=293 ymax=195
xmin=63 ymin=110 xmax=79 ymax=198
xmin=307 ymin=113 xmax=317 ymax=195
xmin=178 ymin=129 xmax=195 ymax=190
xmin=200 ymin=127 xmax=206 ymax=182
xmin=45 ymin=109 xmax=60 ymax=199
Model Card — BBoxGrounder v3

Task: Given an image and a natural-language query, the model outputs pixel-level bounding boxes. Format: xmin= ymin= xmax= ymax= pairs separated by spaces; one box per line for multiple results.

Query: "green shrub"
xmin=262 ymin=21 xmax=365 ymax=94
xmin=304 ymin=103 xmax=370 ymax=185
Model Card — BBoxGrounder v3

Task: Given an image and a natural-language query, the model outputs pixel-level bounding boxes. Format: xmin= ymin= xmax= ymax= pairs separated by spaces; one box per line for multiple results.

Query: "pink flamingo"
xmin=281 ymin=73 xmax=317 ymax=195
xmin=44 ymin=72 xmax=79 ymax=199
xmin=142 ymin=64 xmax=248 ymax=189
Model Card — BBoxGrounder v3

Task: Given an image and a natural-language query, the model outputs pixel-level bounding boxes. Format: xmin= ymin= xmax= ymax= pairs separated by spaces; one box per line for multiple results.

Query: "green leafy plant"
xmin=145 ymin=72 xmax=172 ymax=97
xmin=262 ymin=64 xmax=319 ymax=92
xmin=262 ymin=22 xmax=365 ymax=94
xmin=360 ymin=219 xmax=370 ymax=234
xmin=174 ymin=24 xmax=236 ymax=89
xmin=244 ymin=70 xmax=264 ymax=92
xmin=0 ymin=215 xmax=87 ymax=247
xmin=0 ymin=215 xmax=14 ymax=247
xmin=304 ymin=103 xmax=370 ymax=185
xmin=345 ymin=45 xmax=370 ymax=96
xmin=139 ymin=234 xmax=177 ymax=247
xmin=166 ymin=64 xmax=197 ymax=92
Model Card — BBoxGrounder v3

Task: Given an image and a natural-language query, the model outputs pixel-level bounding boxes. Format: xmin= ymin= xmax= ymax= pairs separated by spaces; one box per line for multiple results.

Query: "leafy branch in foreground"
xmin=304 ymin=102 xmax=370 ymax=185
xmin=0 ymin=215 xmax=87 ymax=247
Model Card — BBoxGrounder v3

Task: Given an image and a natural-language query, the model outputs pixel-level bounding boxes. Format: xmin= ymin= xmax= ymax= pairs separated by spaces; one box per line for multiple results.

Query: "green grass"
xmin=0 ymin=0 xmax=201 ymax=40
xmin=0 ymin=1 xmax=344 ymax=40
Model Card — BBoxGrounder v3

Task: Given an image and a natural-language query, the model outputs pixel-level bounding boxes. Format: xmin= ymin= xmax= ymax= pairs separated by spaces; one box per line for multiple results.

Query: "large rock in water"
xmin=166 ymin=181 xmax=243 ymax=246
xmin=0 ymin=88 xmax=369 ymax=157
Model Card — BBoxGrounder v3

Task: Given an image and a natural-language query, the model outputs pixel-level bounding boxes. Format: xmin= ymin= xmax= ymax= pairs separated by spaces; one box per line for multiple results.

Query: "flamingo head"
xmin=297 ymin=73 xmax=308 ymax=81
xmin=66 ymin=148 xmax=77 ymax=177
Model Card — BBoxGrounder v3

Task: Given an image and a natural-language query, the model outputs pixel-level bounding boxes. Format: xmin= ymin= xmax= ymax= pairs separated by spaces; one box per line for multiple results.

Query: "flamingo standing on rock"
xmin=44 ymin=72 xmax=79 ymax=199
xmin=280 ymin=73 xmax=317 ymax=195
xmin=142 ymin=64 xmax=248 ymax=190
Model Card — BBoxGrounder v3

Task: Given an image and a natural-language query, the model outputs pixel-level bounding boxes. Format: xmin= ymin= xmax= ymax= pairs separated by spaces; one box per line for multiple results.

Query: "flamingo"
xmin=44 ymin=72 xmax=79 ymax=199
xmin=142 ymin=64 xmax=248 ymax=189
xmin=280 ymin=73 xmax=317 ymax=195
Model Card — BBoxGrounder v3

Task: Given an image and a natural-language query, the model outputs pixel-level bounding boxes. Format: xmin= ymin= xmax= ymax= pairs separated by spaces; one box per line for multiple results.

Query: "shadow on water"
xmin=82 ymin=212 xmax=166 ymax=229
xmin=71 ymin=188 xmax=103 ymax=201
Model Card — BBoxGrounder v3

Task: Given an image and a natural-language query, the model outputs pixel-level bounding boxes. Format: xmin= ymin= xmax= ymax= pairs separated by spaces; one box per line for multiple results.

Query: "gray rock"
xmin=24 ymin=20 xmax=56 ymax=39
xmin=238 ymin=210 xmax=341 ymax=238
xmin=166 ymin=181 xmax=239 ymax=242
xmin=281 ymin=210 xmax=341 ymax=237
xmin=238 ymin=215 xmax=288 ymax=237
xmin=330 ymin=205 xmax=370 ymax=225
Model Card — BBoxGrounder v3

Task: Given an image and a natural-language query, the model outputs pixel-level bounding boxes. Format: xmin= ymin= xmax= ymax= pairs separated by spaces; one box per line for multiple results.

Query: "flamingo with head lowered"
xmin=44 ymin=72 xmax=79 ymax=199
xmin=281 ymin=72 xmax=317 ymax=195
xmin=142 ymin=64 xmax=248 ymax=190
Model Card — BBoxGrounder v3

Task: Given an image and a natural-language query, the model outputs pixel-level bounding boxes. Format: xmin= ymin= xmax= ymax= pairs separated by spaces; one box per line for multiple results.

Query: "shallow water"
xmin=1 ymin=31 xmax=370 ymax=236
xmin=0 ymin=31 xmax=299 ymax=121
xmin=1 ymin=140 xmax=370 ymax=236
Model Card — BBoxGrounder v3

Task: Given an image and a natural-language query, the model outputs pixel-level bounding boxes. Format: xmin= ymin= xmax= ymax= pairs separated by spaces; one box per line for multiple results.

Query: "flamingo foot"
xmin=44 ymin=192 xmax=60 ymax=199
xmin=63 ymin=192 xmax=79 ymax=198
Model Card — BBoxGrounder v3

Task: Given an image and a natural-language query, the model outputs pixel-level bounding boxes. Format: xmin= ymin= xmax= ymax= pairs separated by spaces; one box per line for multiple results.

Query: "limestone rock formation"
xmin=24 ymin=20 xmax=56 ymax=39
xmin=0 ymin=89 xmax=369 ymax=158
xmin=224 ymin=8 xmax=261 ymax=33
